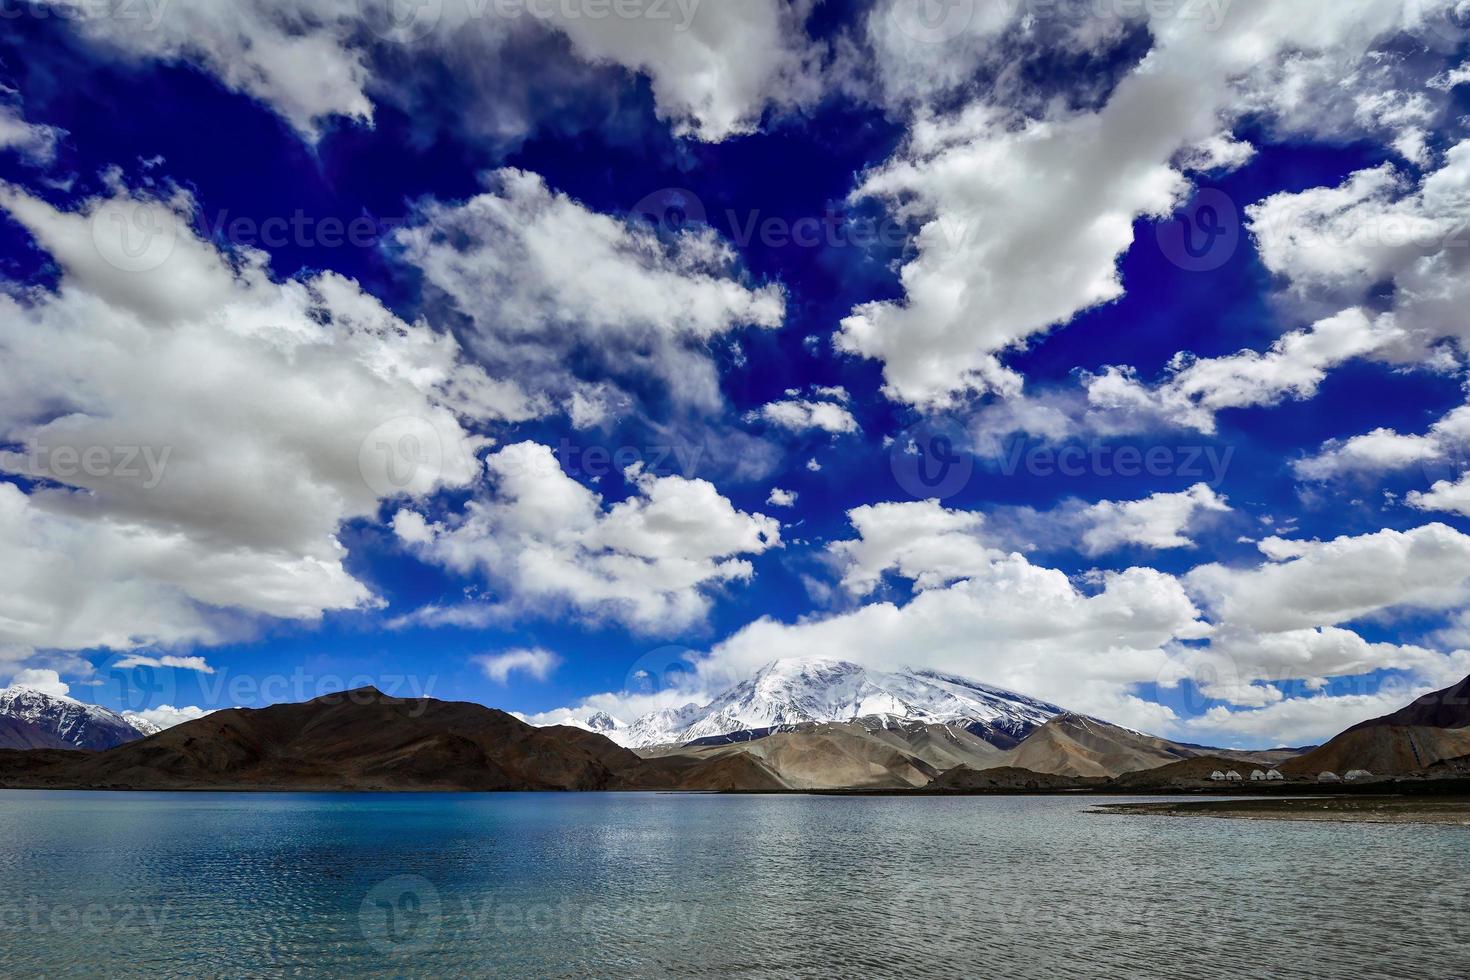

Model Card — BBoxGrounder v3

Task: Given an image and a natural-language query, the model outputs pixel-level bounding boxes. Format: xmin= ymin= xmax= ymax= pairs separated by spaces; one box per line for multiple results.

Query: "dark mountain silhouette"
xmin=1350 ymin=675 xmax=1470 ymax=731
xmin=0 ymin=688 xmax=771 ymax=792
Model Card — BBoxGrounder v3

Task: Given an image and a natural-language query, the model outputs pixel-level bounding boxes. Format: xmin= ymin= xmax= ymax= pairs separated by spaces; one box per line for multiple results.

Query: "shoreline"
xmin=1095 ymin=795 xmax=1470 ymax=826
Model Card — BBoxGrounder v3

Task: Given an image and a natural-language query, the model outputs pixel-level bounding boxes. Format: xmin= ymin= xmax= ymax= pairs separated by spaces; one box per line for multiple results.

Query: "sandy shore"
xmin=1095 ymin=796 xmax=1470 ymax=826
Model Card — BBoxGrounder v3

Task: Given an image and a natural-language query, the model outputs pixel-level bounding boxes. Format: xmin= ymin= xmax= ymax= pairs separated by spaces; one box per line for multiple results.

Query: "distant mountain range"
xmin=0 ymin=687 xmax=152 ymax=751
xmin=1 ymin=661 xmax=1467 ymax=794
xmin=578 ymin=658 xmax=1064 ymax=749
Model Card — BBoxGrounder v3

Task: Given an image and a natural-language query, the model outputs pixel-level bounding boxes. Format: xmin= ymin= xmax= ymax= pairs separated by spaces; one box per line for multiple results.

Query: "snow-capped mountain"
xmin=0 ymin=686 xmax=151 ymax=750
xmin=611 ymin=658 xmax=1063 ymax=749
xmin=123 ymin=714 xmax=165 ymax=737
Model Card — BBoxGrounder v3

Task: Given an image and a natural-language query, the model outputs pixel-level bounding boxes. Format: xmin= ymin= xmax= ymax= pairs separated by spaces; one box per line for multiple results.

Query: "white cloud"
xmin=0 ymin=105 xmax=60 ymax=164
xmin=475 ymin=647 xmax=561 ymax=684
xmin=0 ymin=183 xmax=517 ymax=655
xmin=766 ymin=488 xmax=798 ymax=508
xmin=747 ymin=397 xmax=859 ymax=435
xmin=1186 ymin=523 xmax=1470 ymax=635
xmin=1295 ymin=427 xmax=1449 ymax=480
xmin=111 ymin=654 xmax=215 ymax=674
xmin=838 ymin=2 xmax=1419 ymax=407
xmin=1248 ymin=140 xmax=1470 ymax=360
xmin=395 ymin=442 xmax=780 ymax=633
xmin=396 ymin=169 xmax=784 ymax=413
xmin=1085 ymin=308 xmax=1401 ymax=434
xmin=829 ymin=500 xmax=997 ymax=597
xmin=124 ymin=704 xmax=212 ymax=731
xmin=42 ymin=0 xmax=820 ymax=142
xmin=6 ymin=668 xmax=71 ymax=698
xmin=1408 ymin=473 xmax=1470 ymax=516
xmin=1178 ymin=654 xmax=1470 ymax=745
xmin=1080 ymin=484 xmax=1231 ymax=555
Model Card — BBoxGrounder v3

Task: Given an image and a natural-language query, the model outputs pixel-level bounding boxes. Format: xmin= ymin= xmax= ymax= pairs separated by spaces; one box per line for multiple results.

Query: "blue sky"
xmin=2 ymin=1 xmax=1470 ymax=747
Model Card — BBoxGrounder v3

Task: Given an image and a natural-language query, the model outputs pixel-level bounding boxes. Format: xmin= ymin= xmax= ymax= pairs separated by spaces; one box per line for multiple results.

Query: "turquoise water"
xmin=0 ymin=791 xmax=1464 ymax=978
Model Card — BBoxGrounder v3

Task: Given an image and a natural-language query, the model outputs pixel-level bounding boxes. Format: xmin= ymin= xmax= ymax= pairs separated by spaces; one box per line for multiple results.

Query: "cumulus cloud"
xmin=829 ymin=491 xmax=1229 ymax=599
xmin=0 ymin=183 xmax=517 ymax=655
xmin=1079 ymin=484 xmax=1231 ymax=555
xmin=838 ymin=1 xmax=1420 ymax=407
xmin=40 ymin=0 xmax=821 ymax=142
xmin=766 ymin=488 xmax=798 ymax=508
xmin=1186 ymin=524 xmax=1470 ymax=635
xmin=829 ymin=500 xmax=997 ymax=597
xmin=1177 ymin=655 xmax=1470 ymax=746
xmin=394 ymin=442 xmax=781 ymax=633
xmin=1294 ymin=414 xmax=1469 ymax=481
xmin=0 ymin=104 xmax=61 ymax=164
xmin=475 ymin=647 xmax=561 ymax=684
xmin=1248 ymin=140 xmax=1470 ymax=361
xmin=395 ymin=169 xmax=784 ymax=414
xmin=1408 ymin=473 xmax=1470 ymax=516
xmin=1085 ymin=308 xmax=1401 ymax=434
xmin=6 ymin=668 xmax=71 ymax=698
xmin=747 ymin=396 xmax=859 ymax=435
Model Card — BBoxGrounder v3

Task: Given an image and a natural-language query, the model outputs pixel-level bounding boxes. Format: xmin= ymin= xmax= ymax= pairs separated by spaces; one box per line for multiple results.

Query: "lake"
xmin=0 ymin=791 xmax=1463 ymax=978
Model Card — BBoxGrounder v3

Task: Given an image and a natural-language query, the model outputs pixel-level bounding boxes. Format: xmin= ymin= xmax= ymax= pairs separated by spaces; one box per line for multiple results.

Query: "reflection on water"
xmin=0 ymin=791 xmax=1464 ymax=978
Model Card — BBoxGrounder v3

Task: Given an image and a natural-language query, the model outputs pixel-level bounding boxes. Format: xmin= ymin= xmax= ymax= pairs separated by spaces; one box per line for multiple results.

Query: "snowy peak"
xmin=0 ymin=686 xmax=150 ymax=750
xmin=612 ymin=658 xmax=1062 ymax=749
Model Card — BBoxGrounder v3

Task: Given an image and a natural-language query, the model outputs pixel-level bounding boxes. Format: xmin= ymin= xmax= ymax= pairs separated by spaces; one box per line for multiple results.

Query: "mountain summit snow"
xmin=607 ymin=658 xmax=1063 ymax=749
xmin=0 ymin=686 xmax=151 ymax=750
